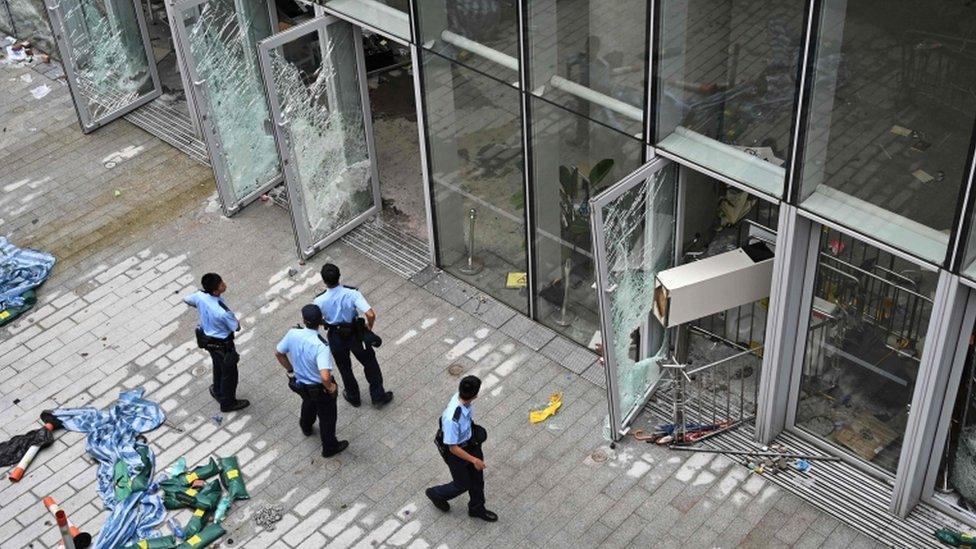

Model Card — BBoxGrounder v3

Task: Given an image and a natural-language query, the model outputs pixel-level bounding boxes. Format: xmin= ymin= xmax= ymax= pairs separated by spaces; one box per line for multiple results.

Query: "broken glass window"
xmin=599 ymin=165 xmax=676 ymax=419
xmin=266 ymin=22 xmax=373 ymax=245
xmin=59 ymin=0 xmax=154 ymax=119
xmin=181 ymin=0 xmax=280 ymax=203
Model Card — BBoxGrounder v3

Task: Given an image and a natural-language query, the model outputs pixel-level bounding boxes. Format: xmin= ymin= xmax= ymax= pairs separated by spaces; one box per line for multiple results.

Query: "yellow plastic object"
xmin=530 ymin=393 xmax=563 ymax=424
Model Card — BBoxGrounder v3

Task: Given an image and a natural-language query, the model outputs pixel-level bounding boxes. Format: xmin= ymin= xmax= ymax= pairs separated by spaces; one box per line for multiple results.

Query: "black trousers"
xmin=207 ymin=345 xmax=239 ymax=407
xmin=298 ymin=385 xmax=340 ymax=452
xmin=327 ymin=330 xmax=385 ymax=402
xmin=431 ymin=426 xmax=487 ymax=512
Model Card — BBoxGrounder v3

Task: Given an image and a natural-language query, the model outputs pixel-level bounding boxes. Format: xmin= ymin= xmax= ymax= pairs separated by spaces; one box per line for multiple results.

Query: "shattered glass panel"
xmin=59 ymin=0 xmax=154 ymax=119
xmin=600 ymin=165 xmax=676 ymax=421
xmin=268 ymin=22 xmax=372 ymax=246
xmin=180 ymin=0 xmax=280 ymax=203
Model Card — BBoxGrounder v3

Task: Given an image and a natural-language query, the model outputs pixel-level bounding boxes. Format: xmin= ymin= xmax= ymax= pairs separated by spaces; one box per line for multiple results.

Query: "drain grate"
xmin=124 ymin=100 xmax=210 ymax=166
xmin=341 ymin=217 xmax=429 ymax=279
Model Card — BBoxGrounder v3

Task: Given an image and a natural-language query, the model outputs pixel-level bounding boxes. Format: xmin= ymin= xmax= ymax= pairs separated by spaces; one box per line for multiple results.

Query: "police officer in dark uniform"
xmin=184 ymin=273 xmax=249 ymax=412
xmin=314 ymin=263 xmax=393 ymax=408
xmin=426 ymin=375 xmax=497 ymax=522
xmin=275 ymin=305 xmax=349 ymax=457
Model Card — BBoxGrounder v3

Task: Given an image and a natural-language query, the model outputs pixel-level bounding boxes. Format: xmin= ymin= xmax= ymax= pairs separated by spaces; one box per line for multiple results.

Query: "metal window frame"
xmin=949 ymin=123 xmax=976 ymax=275
xmin=589 ymin=155 xmax=674 ymax=438
xmin=781 ymin=215 xmax=946 ymax=482
xmin=891 ymin=272 xmax=971 ymax=517
xmin=170 ymin=0 xmax=283 ymax=216
xmin=256 ymin=16 xmax=381 ymax=259
xmin=516 ymin=0 xmax=536 ymax=318
xmin=317 ymin=1 xmax=411 ymax=47
xmin=755 ymin=204 xmax=815 ymax=443
xmin=44 ymin=0 xmax=162 ymax=133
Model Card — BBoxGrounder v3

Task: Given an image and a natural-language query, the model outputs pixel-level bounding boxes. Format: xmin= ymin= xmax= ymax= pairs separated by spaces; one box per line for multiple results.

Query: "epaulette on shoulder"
xmin=452 ymin=407 xmax=462 ymax=421
xmin=343 ymin=284 xmax=358 ymax=291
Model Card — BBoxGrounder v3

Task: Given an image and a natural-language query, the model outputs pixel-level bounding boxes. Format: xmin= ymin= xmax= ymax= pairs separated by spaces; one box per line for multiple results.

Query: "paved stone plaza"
xmin=0 ymin=59 xmax=887 ymax=548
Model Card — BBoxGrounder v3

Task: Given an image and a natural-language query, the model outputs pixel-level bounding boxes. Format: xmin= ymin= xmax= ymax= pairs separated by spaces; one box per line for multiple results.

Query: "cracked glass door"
xmin=44 ymin=0 xmax=161 ymax=132
xmin=590 ymin=157 xmax=677 ymax=436
xmin=171 ymin=0 xmax=281 ymax=215
xmin=257 ymin=17 xmax=379 ymax=258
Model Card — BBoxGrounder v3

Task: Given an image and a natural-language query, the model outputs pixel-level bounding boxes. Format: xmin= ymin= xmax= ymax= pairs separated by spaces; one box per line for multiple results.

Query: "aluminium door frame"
xmin=781 ymin=214 xmax=950 ymax=483
xmin=589 ymin=155 xmax=673 ymax=438
xmin=170 ymin=0 xmax=282 ymax=216
xmin=45 ymin=0 xmax=162 ymax=133
xmin=912 ymin=284 xmax=976 ymax=522
xmin=257 ymin=16 xmax=382 ymax=259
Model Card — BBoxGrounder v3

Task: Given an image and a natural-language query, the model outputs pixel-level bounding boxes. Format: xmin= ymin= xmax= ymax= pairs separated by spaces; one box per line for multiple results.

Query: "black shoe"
xmin=300 ymin=423 xmax=313 ymax=437
xmin=209 ymin=385 xmax=218 ymax=401
xmin=425 ymin=488 xmax=449 ymax=512
xmin=343 ymin=392 xmax=361 ymax=408
xmin=322 ymin=440 xmax=349 ymax=457
xmin=372 ymin=391 xmax=394 ymax=407
xmin=220 ymin=399 xmax=250 ymax=413
xmin=468 ymin=509 xmax=498 ymax=522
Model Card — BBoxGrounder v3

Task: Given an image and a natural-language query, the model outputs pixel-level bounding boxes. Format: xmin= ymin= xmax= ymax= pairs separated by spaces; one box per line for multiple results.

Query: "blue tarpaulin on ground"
xmin=0 ymin=236 xmax=55 ymax=309
xmin=54 ymin=388 xmax=167 ymax=549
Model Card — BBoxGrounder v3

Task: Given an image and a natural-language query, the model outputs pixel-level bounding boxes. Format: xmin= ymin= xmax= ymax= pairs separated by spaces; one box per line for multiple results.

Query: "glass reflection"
xmin=655 ymin=0 xmax=805 ymax=197
xmin=422 ymin=52 xmax=528 ymax=313
xmin=531 ymin=98 xmax=643 ymax=345
xmin=416 ymin=0 xmax=518 ymax=82
xmin=797 ymin=1 xmax=976 ymax=264
xmin=323 ymin=0 xmax=410 ymax=41
xmin=795 ymin=227 xmax=936 ymax=473
xmin=527 ymin=0 xmax=648 ymax=137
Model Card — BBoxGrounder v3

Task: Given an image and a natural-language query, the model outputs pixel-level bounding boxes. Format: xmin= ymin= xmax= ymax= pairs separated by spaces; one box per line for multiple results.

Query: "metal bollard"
xmin=554 ymin=258 xmax=575 ymax=326
xmin=459 ymin=208 xmax=484 ymax=275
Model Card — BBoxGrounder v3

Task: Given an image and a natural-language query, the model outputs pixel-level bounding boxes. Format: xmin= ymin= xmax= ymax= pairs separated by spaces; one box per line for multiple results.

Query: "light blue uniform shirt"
xmin=440 ymin=392 xmax=473 ymax=445
xmin=275 ymin=327 xmax=334 ymax=386
xmin=314 ymin=286 xmax=371 ymax=325
xmin=183 ymin=291 xmax=239 ymax=339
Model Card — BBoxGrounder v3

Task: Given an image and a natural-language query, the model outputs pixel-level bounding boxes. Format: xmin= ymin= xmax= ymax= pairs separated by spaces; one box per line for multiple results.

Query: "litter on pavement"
xmin=0 ymin=236 xmax=55 ymax=326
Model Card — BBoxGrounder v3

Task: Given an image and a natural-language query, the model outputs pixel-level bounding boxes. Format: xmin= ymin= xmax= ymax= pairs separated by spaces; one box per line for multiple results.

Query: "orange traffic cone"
xmin=8 ymin=422 xmax=55 ymax=482
xmin=44 ymin=496 xmax=91 ymax=548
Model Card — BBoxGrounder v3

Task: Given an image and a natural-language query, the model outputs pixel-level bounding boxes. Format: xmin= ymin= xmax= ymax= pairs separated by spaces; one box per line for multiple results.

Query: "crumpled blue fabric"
xmin=54 ymin=388 xmax=166 ymax=548
xmin=0 ymin=236 xmax=56 ymax=309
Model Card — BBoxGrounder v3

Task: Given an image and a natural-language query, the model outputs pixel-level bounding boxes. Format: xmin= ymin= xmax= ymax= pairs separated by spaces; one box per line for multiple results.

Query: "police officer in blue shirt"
xmin=184 ymin=273 xmax=250 ymax=412
xmin=426 ymin=375 xmax=497 ymax=522
xmin=275 ymin=305 xmax=349 ymax=457
xmin=314 ymin=263 xmax=393 ymax=408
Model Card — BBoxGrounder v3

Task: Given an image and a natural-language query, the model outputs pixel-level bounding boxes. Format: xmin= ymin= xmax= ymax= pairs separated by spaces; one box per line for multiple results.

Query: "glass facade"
xmin=422 ymin=51 xmax=529 ymax=313
xmin=530 ymin=99 xmax=643 ymax=343
xmin=324 ymin=0 xmax=410 ymax=41
xmin=526 ymin=0 xmax=648 ymax=137
xmin=34 ymin=0 xmax=976 ymax=520
xmin=416 ymin=0 xmax=518 ymax=82
xmin=655 ymin=0 xmax=805 ymax=197
xmin=797 ymin=1 xmax=976 ymax=265
xmin=795 ymin=227 xmax=937 ymax=473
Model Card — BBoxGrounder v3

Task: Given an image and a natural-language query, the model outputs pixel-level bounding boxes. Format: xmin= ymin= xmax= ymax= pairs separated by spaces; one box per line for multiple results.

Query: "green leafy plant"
xmin=559 ymin=158 xmax=614 ymax=243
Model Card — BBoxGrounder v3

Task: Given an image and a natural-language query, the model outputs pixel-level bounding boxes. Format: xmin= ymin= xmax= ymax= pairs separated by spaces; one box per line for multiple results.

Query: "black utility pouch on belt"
xmin=434 ymin=420 xmax=449 ymax=460
xmin=196 ymin=328 xmax=232 ymax=350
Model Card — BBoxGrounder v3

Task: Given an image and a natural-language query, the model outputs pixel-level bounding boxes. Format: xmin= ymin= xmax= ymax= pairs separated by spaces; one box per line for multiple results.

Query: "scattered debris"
xmin=19 ymin=73 xmax=31 ymax=83
xmin=252 ymin=505 xmax=284 ymax=531
xmin=935 ymin=526 xmax=976 ymax=547
xmin=529 ymin=392 xmax=563 ymax=424
xmin=1 ymin=237 xmax=56 ymax=327
xmin=114 ymin=189 xmax=122 ymax=197
xmin=667 ymin=445 xmax=839 ymax=461
xmin=29 ymin=84 xmax=50 ymax=99
xmin=287 ymin=267 xmax=298 ymax=277
xmin=211 ymin=414 xmax=223 ymax=426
